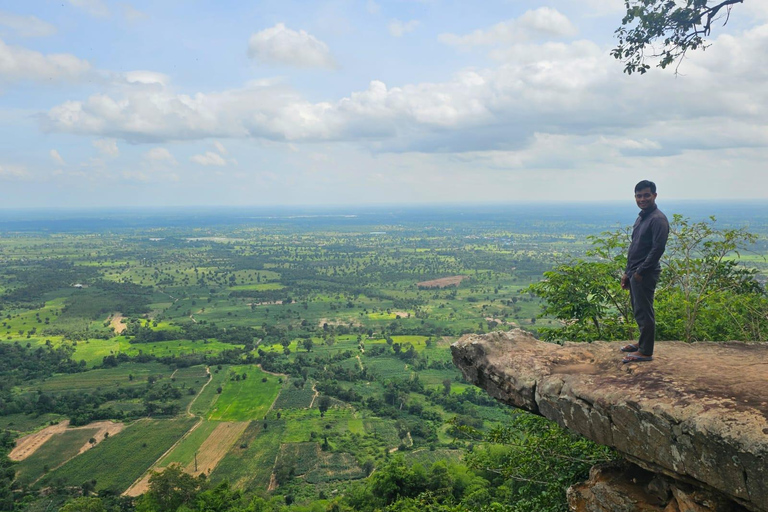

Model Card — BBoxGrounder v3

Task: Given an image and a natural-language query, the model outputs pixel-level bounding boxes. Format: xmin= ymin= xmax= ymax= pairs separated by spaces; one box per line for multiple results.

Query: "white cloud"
xmin=438 ymin=7 xmax=576 ymax=47
xmin=50 ymin=149 xmax=66 ymax=165
xmin=213 ymin=141 xmax=228 ymax=155
xmin=0 ymin=163 xmax=29 ymax=179
xmin=366 ymin=0 xmax=381 ymax=15
xmin=121 ymin=3 xmax=148 ymax=22
xmin=93 ymin=138 xmax=119 ymax=156
xmin=191 ymin=151 xmax=227 ymax=166
xmin=248 ymin=23 xmax=336 ymax=68
xmin=69 ymin=0 xmax=110 ymax=18
xmin=42 ymin=23 xmax=768 ymax=162
xmin=0 ymin=11 xmax=57 ymax=37
xmin=0 ymin=39 xmax=90 ymax=82
xmin=144 ymin=147 xmax=177 ymax=164
xmin=122 ymin=70 xmax=169 ymax=87
xmin=388 ymin=19 xmax=420 ymax=37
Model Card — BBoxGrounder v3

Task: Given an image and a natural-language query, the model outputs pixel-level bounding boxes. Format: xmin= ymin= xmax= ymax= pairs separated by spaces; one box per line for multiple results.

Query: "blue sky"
xmin=1 ymin=0 xmax=767 ymax=208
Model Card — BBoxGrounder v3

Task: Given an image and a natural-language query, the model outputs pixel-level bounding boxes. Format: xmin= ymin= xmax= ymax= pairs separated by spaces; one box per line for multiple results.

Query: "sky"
xmin=1 ymin=0 xmax=767 ymax=208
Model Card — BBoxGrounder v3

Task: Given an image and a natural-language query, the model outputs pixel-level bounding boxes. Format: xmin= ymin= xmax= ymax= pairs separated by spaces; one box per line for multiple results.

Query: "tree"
xmin=302 ymin=338 xmax=314 ymax=352
xmin=465 ymin=412 xmax=614 ymax=512
xmin=59 ymin=498 xmax=106 ymax=512
xmin=658 ymin=215 xmax=762 ymax=342
xmin=0 ymin=431 xmax=14 ymax=512
xmin=613 ymin=0 xmax=745 ymax=74
xmin=528 ymin=216 xmax=767 ymax=343
xmin=136 ymin=465 xmax=205 ymax=512
xmin=527 ymin=228 xmax=634 ymax=342
xmin=318 ymin=395 xmax=332 ymax=417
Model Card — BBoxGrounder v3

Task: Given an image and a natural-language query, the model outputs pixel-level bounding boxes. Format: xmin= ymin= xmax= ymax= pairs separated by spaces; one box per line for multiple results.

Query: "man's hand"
xmin=621 ymin=274 xmax=629 ymax=290
xmin=633 ymin=272 xmax=643 ymax=283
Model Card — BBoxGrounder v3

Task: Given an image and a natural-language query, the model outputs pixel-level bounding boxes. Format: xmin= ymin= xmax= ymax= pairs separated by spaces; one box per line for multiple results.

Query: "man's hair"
xmin=634 ymin=180 xmax=656 ymax=194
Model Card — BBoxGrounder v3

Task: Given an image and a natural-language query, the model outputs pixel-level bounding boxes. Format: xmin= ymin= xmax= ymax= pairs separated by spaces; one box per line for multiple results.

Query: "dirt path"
xmin=184 ymin=422 xmax=248 ymax=477
xmin=308 ymin=383 xmax=319 ymax=409
xmin=9 ymin=421 xmax=70 ymax=461
xmin=108 ymin=313 xmax=127 ymax=334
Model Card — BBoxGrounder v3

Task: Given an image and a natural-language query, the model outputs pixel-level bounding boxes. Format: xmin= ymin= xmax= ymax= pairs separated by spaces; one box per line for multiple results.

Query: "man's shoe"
xmin=620 ymin=343 xmax=639 ymax=353
xmin=622 ymin=353 xmax=653 ymax=363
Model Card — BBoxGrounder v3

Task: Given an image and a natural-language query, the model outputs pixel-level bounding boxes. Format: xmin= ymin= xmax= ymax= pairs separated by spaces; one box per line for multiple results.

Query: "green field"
xmin=207 ymin=366 xmax=283 ymax=421
xmin=157 ymin=420 xmax=219 ymax=468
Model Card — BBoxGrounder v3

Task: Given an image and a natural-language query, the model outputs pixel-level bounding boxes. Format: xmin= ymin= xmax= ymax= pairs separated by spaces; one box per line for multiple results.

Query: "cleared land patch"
xmin=107 ymin=312 xmax=126 ymax=334
xmin=184 ymin=421 xmax=249 ymax=476
xmin=416 ymin=275 xmax=468 ymax=288
xmin=10 ymin=421 xmax=69 ymax=461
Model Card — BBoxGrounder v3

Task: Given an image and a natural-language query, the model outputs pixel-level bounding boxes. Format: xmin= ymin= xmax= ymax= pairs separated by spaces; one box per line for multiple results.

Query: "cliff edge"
xmin=451 ymin=330 xmax=768 ymax=512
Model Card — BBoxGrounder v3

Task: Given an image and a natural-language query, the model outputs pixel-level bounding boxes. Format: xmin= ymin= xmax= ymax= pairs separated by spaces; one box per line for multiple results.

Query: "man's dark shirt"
xmin=625 ymin=204 xmax=669 ymax=277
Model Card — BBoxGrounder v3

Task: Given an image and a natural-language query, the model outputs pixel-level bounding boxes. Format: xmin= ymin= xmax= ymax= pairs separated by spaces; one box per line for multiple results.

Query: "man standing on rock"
xmin=620 ymin=180 xmax=669 ymax=363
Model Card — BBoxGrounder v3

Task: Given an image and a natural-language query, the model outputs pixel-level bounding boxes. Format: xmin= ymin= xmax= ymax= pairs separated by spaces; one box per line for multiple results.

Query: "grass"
xmin=0 ymin=414 xmax=63 ymax=435
xmin=14 ymin=427 xmax=102 ymax=486
xmin=207 ymin=365 xmax=282 ymax=421
xmin=70 ymin=338 xmax=242 ymax=367
xmin=27 ymin=362 xmax=172 ymax=393
xmin=37 ymin=417 xmax=196 ymax=493
xmin=229 ymin=283 xmax=284 ymax=291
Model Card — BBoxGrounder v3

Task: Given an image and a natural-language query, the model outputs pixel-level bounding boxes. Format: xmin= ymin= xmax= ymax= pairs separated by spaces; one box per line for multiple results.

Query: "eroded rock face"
xmin=451 ymin=330 xmax=768 ymax=512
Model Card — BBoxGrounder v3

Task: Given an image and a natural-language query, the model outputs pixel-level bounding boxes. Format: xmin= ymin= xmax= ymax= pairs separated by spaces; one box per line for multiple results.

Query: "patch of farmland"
xmin=0 ymin=413 xmax=62 ymax=435
xmin=183 ymin=422 xmax=249 ymax=477
xmin=156 ymin=420 xmax=219 ymax=468
xmin=272 ymin=380 xmax=315 ymax=409
xmin=30 ymin=362 xmax=172 ymax=393
xmin=207 ymin=365 xmax=282 ymax=421
xmin=416 ymin=275 xmax=468 ymax=288
xmin=210 ymin=420 xmax=285 ymax=490
xmin=276 ymin=442 xmax=320 ymax=476
xmin=363 ymin=419 xmax=400 ymax=446
xmin=13 ymin=427 xmax=101 ymax=486
xmin=363 ymin=356 xmax=412 ymax=380
xmin=304 ymin=452 xmax=365 ymax=483
xmin=38 ymin=417 xmax=195 ymax=493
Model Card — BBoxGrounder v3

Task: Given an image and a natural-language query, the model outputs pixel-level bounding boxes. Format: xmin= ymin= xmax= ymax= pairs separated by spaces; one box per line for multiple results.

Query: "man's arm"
xmin=637 ymin=217 xmax=669 ymax=276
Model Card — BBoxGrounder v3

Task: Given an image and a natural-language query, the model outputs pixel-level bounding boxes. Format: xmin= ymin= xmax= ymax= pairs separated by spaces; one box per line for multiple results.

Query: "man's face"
xmin=635 ymin=187 xmax=657 ymax=211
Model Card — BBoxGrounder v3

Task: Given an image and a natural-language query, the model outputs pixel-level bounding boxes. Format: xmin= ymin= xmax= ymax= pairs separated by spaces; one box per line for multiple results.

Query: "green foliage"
xmin=528 ymin=216 xmax=768 ymax=343
xmin=527 ymin=229 xmax=633 ymax=342
xmin=660 ymin=214 xmax=763 ymax=342
xmin=59 ymin=497 xmax=107 ymax=512
xmin=613 ymin=0 xmax=745 ymax=74
xmin=135 ymin=465 xmax=206 ymax=512
xmin=465 ymin=413 xmax=615 ymax=512
xmin=0 ymin=431 xmax=15 ymax=512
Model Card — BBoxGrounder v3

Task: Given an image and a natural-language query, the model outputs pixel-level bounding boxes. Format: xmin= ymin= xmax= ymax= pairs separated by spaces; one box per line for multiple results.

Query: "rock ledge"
xmin=451 ymin=330 xmax=768 ymax=512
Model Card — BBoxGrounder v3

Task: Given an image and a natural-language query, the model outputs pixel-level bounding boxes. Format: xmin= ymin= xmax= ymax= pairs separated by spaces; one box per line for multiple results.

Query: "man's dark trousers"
xmin=629 ymin=270 xmax=660 ymax=356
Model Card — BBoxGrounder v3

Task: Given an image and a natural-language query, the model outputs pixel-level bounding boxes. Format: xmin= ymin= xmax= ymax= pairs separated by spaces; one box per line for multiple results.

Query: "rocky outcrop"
xmin=451 ymin=330 xmax=768 ymax=512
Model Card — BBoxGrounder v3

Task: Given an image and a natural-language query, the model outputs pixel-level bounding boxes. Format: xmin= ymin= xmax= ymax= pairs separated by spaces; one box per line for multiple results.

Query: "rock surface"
xmin=451 ymin=330 xmax=768 ymax=512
